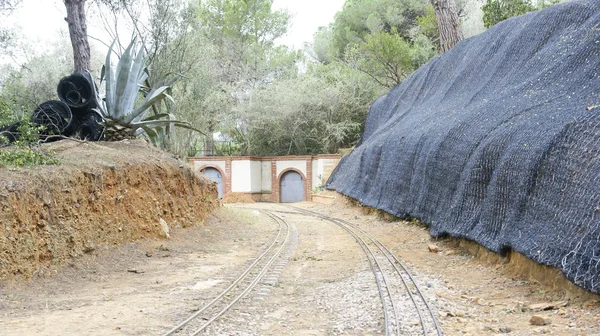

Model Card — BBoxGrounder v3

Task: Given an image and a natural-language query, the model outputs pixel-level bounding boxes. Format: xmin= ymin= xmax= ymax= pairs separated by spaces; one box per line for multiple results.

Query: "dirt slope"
xmin=0 ymin=140 xmax=219 ymax=281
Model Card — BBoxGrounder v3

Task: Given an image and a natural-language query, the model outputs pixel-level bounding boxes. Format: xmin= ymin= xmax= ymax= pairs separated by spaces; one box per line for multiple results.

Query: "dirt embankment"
xmin=0 ymin=140 xmax=219 ymax=281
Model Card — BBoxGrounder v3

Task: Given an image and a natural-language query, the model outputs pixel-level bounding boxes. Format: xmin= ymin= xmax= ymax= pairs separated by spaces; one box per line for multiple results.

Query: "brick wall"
xmin=189 ymin=155 xmax=339 ymax=203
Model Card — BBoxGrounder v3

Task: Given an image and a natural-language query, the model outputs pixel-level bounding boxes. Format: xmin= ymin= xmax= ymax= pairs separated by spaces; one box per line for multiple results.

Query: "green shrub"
xmin=0 ymin=147 xmax=59 ymax=167
xmin=0 ymin=118 xmax=59 ymax=168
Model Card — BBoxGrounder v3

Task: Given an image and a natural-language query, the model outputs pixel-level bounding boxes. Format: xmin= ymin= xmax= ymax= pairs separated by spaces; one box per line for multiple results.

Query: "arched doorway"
xmin=280 ymin=171 xmax=304 ymax=203
xmin=201 ymin=167 xmax=223 ymax=199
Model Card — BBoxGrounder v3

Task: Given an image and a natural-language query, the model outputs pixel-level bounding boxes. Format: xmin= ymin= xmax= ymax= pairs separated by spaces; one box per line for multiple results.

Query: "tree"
xmin=0 ymin=0 xmax=20 ymax=11
xmin=0 ymin=0 xmax=20 ymax=59
xmin=0 ymin=38 xmax=103 ymax=115
xmin=315 ymin=0 xmax=438 ymax=88
xmin=344 ymin=30 xmax=436 ymax=87
xmin=63 ymin=0 xmax=91 ymax=71
xmin=194 ymin=0 xmax=302 ymax=155
xmin=330 ymin=0 xmax=431 ymax=58
xmin=242 ymin=63 xmax=381 ymax=155
xmin=433 ymin=0 xmax=464 ymax=52
xmin=481 ymin=0 xmax=537 ymax=28
xmin=198 ymin=0 xmax=291 ymax=87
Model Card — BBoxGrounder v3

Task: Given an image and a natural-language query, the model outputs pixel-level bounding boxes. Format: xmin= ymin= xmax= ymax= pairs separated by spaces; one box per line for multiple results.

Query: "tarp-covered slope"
xmin=326 ymin=0 xmax=600 ymax=293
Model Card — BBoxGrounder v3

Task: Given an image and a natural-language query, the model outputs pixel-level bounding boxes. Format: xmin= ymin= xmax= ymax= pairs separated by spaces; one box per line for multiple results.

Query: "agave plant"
xmin=99 ymin=38 xmax=197 ymax=143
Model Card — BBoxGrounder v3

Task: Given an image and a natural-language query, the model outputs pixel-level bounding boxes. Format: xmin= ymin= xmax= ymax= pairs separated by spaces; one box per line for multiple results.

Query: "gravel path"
xmin=1 ymin=201 xmax=599 ymax=335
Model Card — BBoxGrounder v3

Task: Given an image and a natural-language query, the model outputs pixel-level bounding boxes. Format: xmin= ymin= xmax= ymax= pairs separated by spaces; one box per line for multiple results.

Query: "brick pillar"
xmin=225 ymin=158 xmax=232 ymax=194
xmin=271 ymin=160 xmax=278 ymax=202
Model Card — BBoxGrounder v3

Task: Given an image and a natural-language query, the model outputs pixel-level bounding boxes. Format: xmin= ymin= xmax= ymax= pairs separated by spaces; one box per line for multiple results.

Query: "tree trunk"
xmin=434 ymin=0 xmax=464 ymax=53
xmin=63 ymin=0 xmax=91 ymax=71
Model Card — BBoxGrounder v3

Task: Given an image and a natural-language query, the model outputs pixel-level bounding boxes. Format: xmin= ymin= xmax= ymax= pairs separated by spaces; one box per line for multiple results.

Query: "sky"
xmin=6 ymin=0 xmax=345 ymax=54
xmin=272 ymin=0 xmax=345 ymax=49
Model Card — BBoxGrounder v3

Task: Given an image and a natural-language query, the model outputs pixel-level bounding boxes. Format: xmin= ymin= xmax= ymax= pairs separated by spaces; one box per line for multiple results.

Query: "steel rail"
xmin=277 ymin=205 xmax=397 ymax=335
xmin=241 ymin=206 xmax=396 ymax=335
xmin=330 ymin=215 xmax=428 ymax=335
xmin=333 ymin=216 xmax=442 ymax=336
xmin=189 ymin=212 xmax=292 ymax=335
xmin=324 ymin=212 xmax=394 ymax=335
xmin=162 ymin=211 xmax=290 ymax=336
xmin=249 ymin=206 xmax=397 ymax=335
xmin=285 ymin=205 xmax=443 ymax=336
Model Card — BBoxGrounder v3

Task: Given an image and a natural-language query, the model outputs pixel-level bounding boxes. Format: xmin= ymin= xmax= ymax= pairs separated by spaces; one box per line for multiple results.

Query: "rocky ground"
xmin=1 ymin=196 xmax=599 ymax=335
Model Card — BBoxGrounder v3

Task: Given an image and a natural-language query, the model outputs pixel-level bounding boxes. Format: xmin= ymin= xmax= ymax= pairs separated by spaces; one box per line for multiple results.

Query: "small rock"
xmin=103 ymin=162 xmax=117 ymax=170
xmin=526 ymin=301 xmax=568 ymax=311
xmin=529 ymin=315 xmax=551 ymax=326
xmin=159 ymin=218 xmax=170 ymax=239
xmin=145 ymin=251 xmax=153 ymax=257
xmin=83 ymin=245 xmax=95 ymax=253
xmin=499 ymin=327 xmax=512 ymax=333
xmin=428 ymin=244 xmax=440 ymax=253
xmin=445 ymin=249 xmax=458 ymax=256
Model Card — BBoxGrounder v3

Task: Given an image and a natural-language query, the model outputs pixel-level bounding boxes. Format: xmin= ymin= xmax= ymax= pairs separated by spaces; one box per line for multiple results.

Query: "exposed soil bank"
xmin=342 ymin=193 xmax=600 ymax=301
xmin=0 ymin=140 xmax=219 ymax=281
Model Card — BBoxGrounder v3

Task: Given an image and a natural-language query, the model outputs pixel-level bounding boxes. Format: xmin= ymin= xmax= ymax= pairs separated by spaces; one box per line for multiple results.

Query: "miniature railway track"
xmin=162 ymin=211 xmax=293 ymax=336
xmin=285 ymin=205 xmax=443 ymax=336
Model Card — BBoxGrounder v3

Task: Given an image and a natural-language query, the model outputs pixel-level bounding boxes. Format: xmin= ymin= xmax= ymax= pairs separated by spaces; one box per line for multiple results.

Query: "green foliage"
xmin=311 ymin=27 xmax=336 ymax=65
xmin=0 ymin=37 xmax=104 ymax=115
xmin=345 ymin=28 xmax=437 ymax=87
xmin=189 ymin=0 xmax=303 ymax=156
xmin=198 ymin=0 xmax=292 ymax=85
xmin=0 ymin=146 xmax=59 ymax=167
xmin=240 ymin=63 xmax=380 ymax=155
xmin=416 ymin=5 xmax=438 ymax=41
xmin=330 ymin=0 xmax=430 ymax=58
xmin=482 ymin=0 xmax=562 ymax=28
xmin=0 ymin=97 xmax=13 ymax=127
xmin=0 ymin=56 xmax=69 ymax=114
xmin=311 ymin=0 xmax=437 ymax=89
xmin=0 ymin=118 xmax=59 ymax=168
xmin=482 ymin=0 xmax=538 ymax=28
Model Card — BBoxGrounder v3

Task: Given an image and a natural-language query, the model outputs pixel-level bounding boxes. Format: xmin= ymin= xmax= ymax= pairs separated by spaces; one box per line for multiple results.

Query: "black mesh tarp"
xmin=326 ymin=0 xmax=600 ymax=294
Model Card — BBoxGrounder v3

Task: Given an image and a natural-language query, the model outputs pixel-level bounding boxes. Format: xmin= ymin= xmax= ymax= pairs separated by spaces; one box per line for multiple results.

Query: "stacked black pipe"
xmin=57 ymin=72 xmax=104 ymax=141
xmin=0 ymin=72 xmax=104 ymax=144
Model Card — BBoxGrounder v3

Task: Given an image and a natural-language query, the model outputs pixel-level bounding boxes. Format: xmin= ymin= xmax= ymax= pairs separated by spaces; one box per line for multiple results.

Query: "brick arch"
xmin=276 ymin=168 xmax=309 ymax=202
xmin=197 ymin=164 xmax=226 ymax=178
xmin=198 ymin=165 xmax=227 ymax=198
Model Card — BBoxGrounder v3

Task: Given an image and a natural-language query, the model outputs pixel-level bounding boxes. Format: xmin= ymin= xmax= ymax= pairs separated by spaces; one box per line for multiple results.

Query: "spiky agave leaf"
xmin=120 ymin=42 xmax=147 ymax=118
xmin=100 ymin=37 xmax=201 ymax=145
xmin=103 ymin=40 xmax=116 ymax=116
xmin=125 ymin=85 xmax=171 ymax=124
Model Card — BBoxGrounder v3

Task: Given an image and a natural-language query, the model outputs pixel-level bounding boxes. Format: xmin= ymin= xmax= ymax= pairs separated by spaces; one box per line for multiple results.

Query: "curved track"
xmin=285 ymin=205 xmax=443 ymax=336
xmin=162 ymin=211 xmax=294 ymax=336
xmin=162 ymin=204 xmax=441 ymax=335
